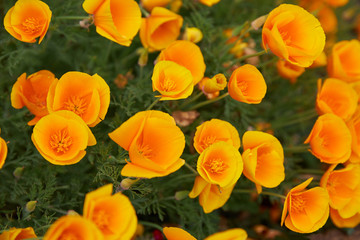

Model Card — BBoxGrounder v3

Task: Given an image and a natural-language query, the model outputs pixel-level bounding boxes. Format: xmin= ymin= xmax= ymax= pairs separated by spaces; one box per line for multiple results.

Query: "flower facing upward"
xmin=0 ymin=131 xmax=8 ymax=169
xmin=163 ymin=227 xmax=196 ymax=240
xmin=0 ymin=227 xmax=37 ymax=240
xmin=4 ymin=0 xmax=52 ymax=43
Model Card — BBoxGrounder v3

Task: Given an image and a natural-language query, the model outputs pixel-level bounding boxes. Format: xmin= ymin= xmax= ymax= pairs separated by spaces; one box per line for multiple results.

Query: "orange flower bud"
xmin=4 ymin=0 xmax=52 ymax=43
xmin=201 ymin=74 xmax=227 ymax=94
xmin=0 ymin=132 xmax=8 ymax=169
xmin=141 ymin=0 xmax=170 ymax=12
xmin=262 ymin=4 xmax=325 ymax=67
xmin=183 ymin=27 xmax=203 ymax=43
xmin=204 ymin=228 xmax=247 ymax=240
xmin=82 ymin=0 xmax=141 ymax=46
xmin=163 ymin=227 xmax=196 ymax=240
xmin=330 ymin=207 xmax=360 ymax=228
xmin=199 ymin=0 xmax=221 ymax=7
xmin=0 ymin=227 xmax=37 ymax=240
xmin=228 ymin=64 xmax=267 ymax=104
xmin=276 ymin=59 xmax=305 ymax=84
xmin=281 ymin=178 xmax=329 ymax=233
xmin=140 ymin=7 xmax=183 ymax=52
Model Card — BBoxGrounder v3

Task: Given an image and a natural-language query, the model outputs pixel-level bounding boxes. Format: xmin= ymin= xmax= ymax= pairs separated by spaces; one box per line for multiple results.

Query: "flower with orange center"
xmin=83 ymin=184 xmax=137 ymax=240
xmin=199 ymin=0 xmax=221 ymax=7
xmin=183 ymin=27 xmax=203 ymax=43
xmin=281 ymin=178 xmax=330 ymax=233
xmin=276 ymin=59 xmax=305 ymax=84
xmin=108 ymin=110 xmax=185 ymax=178
xmin=327 ymin=40 xmax=360 ymax=83
xmin=193 ymin=119 xmax=240 ymax=154
xmin=262 ymin=4 xmax=325 ymax=67
xmin=0 ymin=130 xmax=8 ymax=169
xmin=139 ymin=7 xmax=183 ymax=52
xmin=152 ymin=61 xmax=194 ymax=100
xmin=242 ymin=131 xmax=285 ymax=194
xmin=304 ymin=113 xmax=352 ymax=164
xmin=316 ymin=78 xmax=358 ymax=121
xmin=141 ymin=0 xmax=170 ymax=12
xmin=4 ymin=0 xmax=52 ymax=43
xmin=82 ymin=0 xmax=141 ymax=46
xmin=163 ymin=227 xmax=196 ymax=240
xmin=204 ymin=228 xmax=247 ymax=240
xmin=0 ymin=227 xmax=37 ymax=240
xmin=47 ymin=71 xmax=110 ymax=127
xmin=330 ymin=207 xmax=360 ymax=228
xmin=31 ymin=110 xmax=96 ymax=165
xmin=228 ymin=64 xmax=267 ymax=104
xmin=43 ymin=215 xmax=104 ymax=240
xmin=11 ymin=70 xmax=57 ymax=125
xmin=347 ymin=112 xmax=360 ymax=163
xmin=158 ymin=40 xmax=206 ymax=85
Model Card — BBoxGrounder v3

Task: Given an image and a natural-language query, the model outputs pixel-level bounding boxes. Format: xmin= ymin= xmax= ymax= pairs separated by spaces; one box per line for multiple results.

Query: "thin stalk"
xmin=184 ymin=162 xmax=198 ymax=175
xmin=234 ymin=189 xmax=286 ymax=199
xmin=271 ymin=110 xmax=318 ymax=129
xmin=189 ymin=93 xmax=229 ymax=110
xmin=296 ymin=169 xmax=324 ymax=175
xmin=146 ymin=98 xmax=160 ymax=110
xmin=236 ymin=49 xmax=267 ymax=63
xmin=139 ymin=221 xmax=163 ymax=231
xmin=179 ymin=91 xmax=204 ymax=109
xmin=139 ymin=6 xmax=150 ymax=17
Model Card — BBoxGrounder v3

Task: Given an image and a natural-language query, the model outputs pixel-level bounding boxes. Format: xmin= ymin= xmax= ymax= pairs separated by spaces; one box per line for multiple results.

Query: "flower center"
xmin=291 ymin=195 xmax=305 ymax=213
xmin=200 ymin=135 xmax=217 ymax=150
xmin=138 ymin=144 xmax=153 ymax=159
xmin=64 ymin=96 xmax=87 ymax=116
xmin=29 ymin=94 xmax=47 ymax=109
xmin=205 ymin=158 xmax=228 ymax=174
xmin=50 ymin=128 xmax=72 ymax=154
xmin=58 ymin=232 xmax=79 ymax=240
xmin=160 ymin=77 xmax=176 ymax=92
xmin=237 ymin=80 xmax=248 ymax=95
xmin=280 ymin=31 xmax=292 ymax=45
xmin=22 ymin=17 xmax=42 ymax=34
xmin=93 ymin=210 xmax=110 ymax=232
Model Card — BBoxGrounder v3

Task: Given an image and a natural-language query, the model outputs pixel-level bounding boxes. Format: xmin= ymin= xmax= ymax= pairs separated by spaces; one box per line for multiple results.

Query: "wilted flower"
xmin=183 ymin=27 xmax=203 ymax=43
xmin=199 ymin=0 xmax=221 ymax=7
xmin=0 ymin=227 xmax=37 ymax=240
xmin=276 ymin=59 xmax=305 ymax=84
xmin=163 ymin=227 xmax=196 ymax=240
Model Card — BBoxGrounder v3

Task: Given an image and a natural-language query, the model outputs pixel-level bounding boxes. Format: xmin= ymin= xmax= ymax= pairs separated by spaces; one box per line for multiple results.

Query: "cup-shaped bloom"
xmin=11 ymin=70 xmax=57 ymax=125
xmin=4 ymin=0 xmax=51 ymax=43
xmin=204 ymin=228 xmax=247 ymax=240
xmin=0 ymin=227 xmax=37 ymax=240
xmin=139 ymin=7 xmax=183 ymax=52
xmin=0 ymin=133 xmax=8 ymax=169
xmin=47 ymin=71 xmax=110 ymax=127
xmin=31 ymin=110 xmax=96 ymax=165
xmin=152 ymin=61 xmax=194 ymax=100
xmin=141 ymin=0 xmax=170 ymax=12
xmin=262 ymin=4 xmax=325 ymax=67
xmin=327 ymin=40 xmax=360 ymax=83
xmin=158 ymin=40 xmax=206 ymax=85
xmin=193 ymin=119 xmax=240 ymax=154
xmin=43 ymin=215 xmax=104 ymax=240
xmin=199 ymin=0 xmax=221 ymax=7
xmin=347 ymin=113 xmax=360 ymax=163
xmin=189 ymin=175 xmax=236 ymax=213
xmin=163 ymin=227 xmax=196 ymax=240
xmin=330 ymin=207 xmax=360 ymax=228
xmin=316 ymin=78 xmax=358 ymax=121
xmin=201 ymin=74 xmax=227 ymax=94
xmin=320 ymin=164 xmax=360 ymax=218
xmin=183 ymin=27 xmax=203 ymax=44
xmin=276 ymin=59 xmax=305 ymax=84
xmin=228 ymin=64 xmax=267 ymax=104
xmin=109 ymin=110 xmax=185 ymax=178
xmin=281 ymin=178 xmax=329 ymax=233
xmin=82 ymin=0 xmax=141 ymax=46
xmin=242 ymin=131 xmax=285 ymax=193
xmin=83 ymin=184 xmax=137 ymax=240
xmin=304 ymin=113 xmax=352 ymax=164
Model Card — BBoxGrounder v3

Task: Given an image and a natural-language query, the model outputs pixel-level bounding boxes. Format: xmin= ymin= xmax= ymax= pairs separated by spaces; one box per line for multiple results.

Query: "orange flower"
xmin=276 ymin=59 xmax=305 ymax=84
xmin=199 ymin=0 xmax=221 ymax=7
xmin=193 ymin=119 xmax=240 ymax=154
xmin=309 ymin=51 xmax=327 ymax=68
xmin=330 ymin=207 xmax=360 ymax=228
xmin=304 ymin=113 xmax=352 ymax=164
xmin=228 ymin=64 xmax=267 ymax=104
xmin=108 ymin=110 xmax=185 ymax=178
xmin=31 ymin=110 xmax=96 ymax=165
xmin=199 ymin=74 xmax=227 ymax=94
xmin=139 ymin=7 xmax=183 ymax=52
xmin=242 ymin=131 xmax=285 ymax=193
xmin=324 ymin=0 xmax=348 ymax=7
xmin=82 ymin=0 xmax=141 ymax=46
xmin=281 ymin=178 xmax=329 ymax=233
xmin=158 ymin=40 xmax=206 ymax=85
xmin=316 ymin=78 xmax=358 ymax=121
xmin=43 ymin=215 xmax=104 ymax=240
xmin=0 ymin=131 xmax=8 ymax=169
xmin=204 ymin=228 xmax=247 ymax=240
xmin=327 ymin=40 xmax=360 ymax=83
xmin=11 ymin=70 xmax=57 ymax=125
xmin=47 ymin=71 xmax=110 ymax=127
xmin=262 ymin=4 xmax=325 ymax=67
xmin=163 ymin=227 xmax=196 ymax=240
xmin=317 ymin=5 xmax=337 ymax=34
xmin=141 ymin=0 xmax=170 ymax=12
xmin=0 ymin=227 xmax=37 ymax=240
xmin=183 ymin=27 xmax=203 ymax=43
xmin=347 ymin=112 xmax=360 ymax=163
xmin=152 ymin=61 xmax=194 ymax=100
xmin=83 ymin=184 xmax=137 ymax=240
xmin=4 ymin=0 xmax=51 ymax=43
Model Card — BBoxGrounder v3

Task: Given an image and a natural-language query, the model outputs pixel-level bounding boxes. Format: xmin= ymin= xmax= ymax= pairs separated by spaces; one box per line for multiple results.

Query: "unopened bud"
xmin=120 ymin=178 xmax=140 ymax=190
xmin=175 ymin=190 xmax=190 ymax=201
xmin=67 ymin=210 xmax=80 ymax=216
xmin=13 ymin=167 xmax=24 ymax=179
xmin=25 ymin=201 xmax=37 ymax=213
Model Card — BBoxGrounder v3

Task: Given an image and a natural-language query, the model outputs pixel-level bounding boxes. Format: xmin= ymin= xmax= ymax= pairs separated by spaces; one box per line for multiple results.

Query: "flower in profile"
xmin=204 ymin=228 xmax=247 ymax=240
xmin=276 ymin=59 xmax=305 ymax=84
xmin=304 ymin=113 xmax=352 ymax=164
xmin=0 ymin=130 xmax=8 ymax=169
xmin=151 ymin=61 xmax=194 ymax=100
xmin=31 ymin=110 xmax=96 ymax=165
xmin=43 ymin=215 xmax=104 ymax=240
xmin=47 ymin=71 xmax=110 ymax=127
xmin=330 ymin=207 xmax=360 ymax=228
xmin=0 ymin=227 xmax=37 ymax=240
xmin=83 ymin=184 xmax=137 ymax=240
xmin=281 ymin=178 xmax=329 ymax=233
xmin=158 ymin=40 xmax=206 ymax=85
xmin=11 ymin=70 xmax=57 ymax=125
xmin=228 ymin=64 xmax=267 ymax=104
xmin=163 ymin=227 xmax=196 ymax=240
xmin=199 ymin=0 xmax=221 ymax=7
xmin=199 ymin=74 xmax=227 ymax=94
xmin=262 ymin=4 xmax=325 ymax=67
xmin=139 ymin=7 xmax=183 ymax=52
xmin=242 ymin=131 xmax=285 ymax=193
xmin=4 ymin=0 xmax=52 ymax=43
xmin=183 ymin=27 xmax=203 ymax=43
xmin=108 ymin=110 xmax=185 ymax=178
xmin=82 ymin=0 xmax=141 ymax=46
xmin=141 ymin=0 xmax=170 ymax=12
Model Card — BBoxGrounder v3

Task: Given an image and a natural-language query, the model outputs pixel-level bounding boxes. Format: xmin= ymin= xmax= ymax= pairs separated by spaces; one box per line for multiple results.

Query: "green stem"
xmin=179 ymin=91 xmax=204 ymax=109
xmin=42 ymin=206 xmax=68 ymax=215
xmin=56 ymin=16 xmax=90 ymax=20
xmin=296 ymin=169 xmax=324 ymax=175
xmin=271 ymin=110 xmax=318 ymax=129
xmin=184 ymin=162 xmax=198 ymax=175
xmin=234 ymin=189 xmax=286 ymax=199
xmin=146 ymin=98 xmax=160 ymax=110
xmin=236 ymin=49 xmax=267 ymax=63
xmin=139 ymin=221 xmax=163 ymax=231
xmin=189 ymin=93 xmax=229 ymax=110
xmin=139 ymin=5 xmax=150 ymax=17
xmin=283 ymin=145 xmax=309 ymax=153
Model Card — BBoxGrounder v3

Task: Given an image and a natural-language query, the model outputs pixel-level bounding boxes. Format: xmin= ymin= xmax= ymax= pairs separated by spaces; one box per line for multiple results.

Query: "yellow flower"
xmin=163 ymin=227 xmax=196 ymax=240
xmin=0 ymin=227 xmax=37 ymax=240
xmin=204 ymin=228 xmax=247 ymax=240
xmin=199 ymin=0 xmax=221 ymax=7
xmin=141 ymin=0 xmax=170 ymax=12
xmin=183 ymin=27 xmax=203 ymax=43
xmin=0 ymin=131 xmax=8 ymax=169
xmin=200 ymin=74 xmax=227 ymax=94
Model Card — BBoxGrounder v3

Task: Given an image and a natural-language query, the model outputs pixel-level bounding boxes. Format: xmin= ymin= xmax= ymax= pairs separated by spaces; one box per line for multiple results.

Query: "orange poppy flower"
xmin=82 ymin=0 xmax=141 ymax=46
xmin=183 ymin=27 xmax=203 ymax=44
xmin=83 ymin=184 xmax=137 ymax=240
xmin=0 ymin=227 xmax=37 ymax=240
xmin=304 ymin=113 xmax=352 ymax=164
xmin=4 ymin=0 xmax=52 ymax=43
xmin=11 ymin=70 xmax=57 ymax=125
xmin=204 ymin=228 xmax=247 ymax=240
xmin=193 ymin=119 xmax=240 ymax=154
xmin=163 ymin=227 xmax=196 ymax=240
xmin=158 ymin=40 xmax=206 ymax=85
xmin=276 ymin=59 xmax=305 ymax=84
xmin=330 ymin=207 xmax=360 ymax=228
xmin=242 ymin=131 xmax=285 ymax=193
xmin=43 ymin=215 xmax=104 ymax=240
xmin=324 ymin=0 xmax=348 ymax=7
xmin=347 ymin=112 xmax=360 ymax=163
xmin=228 ymin=64 xmax=267 ymax=104
xmin=262 ymin=4 xmax=325 ymax=67
xmin=152 ymin=61 xmax=194 ymax=100
xmin=31 ymin=110 xmax=96 ymax=165
xmin=141 ymin=0 xmax=170 ymax=12
xmin=281 ymin=178 xmax=329 ymax=233
xmin=108 ymin=110 xmax=185 ymax=178
xmin=139 ymin=7 xmax=183 ymax=52
xmin=199 ymin=0 xmax=221 ymax=7
xmin=47 ymin=71 xmax=110 ymax=127
xmin=0 ymin=131 xmax=8 ymax=169
xmin=309 ymin=51 xmax=327 ymax=68
xmin=200 ymin=74 xmax=227 ymax=94
xmin=197 ymin=78 xmax=220 ymax=99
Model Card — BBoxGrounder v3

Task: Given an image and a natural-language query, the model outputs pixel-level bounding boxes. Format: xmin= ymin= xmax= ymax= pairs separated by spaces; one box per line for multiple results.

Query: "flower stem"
xmin=179 ymin=91 xmax=204 ymax=109
xmin=139 ymin=221 xmax=163 ymax=231
xmin=139 ymin=6 xmax=150 ymax=17
xmin=236 ymin=49 xmax=267 ymax=63
xmin=271 ymin=110 xmax=318 ymax=129
xmin=146 ymin=98 xmax=160 ymax=110
xmin=184 ymin=162 xmax=198 ymax=175
xmin=296 ymin=169 xmax=324 ymax=175
xmin=234 ymin=189 xmax=286 ymax=199
xmin=283 ymin=144 xmax=309 ymax=153
xmin=56 ymin=16 xmax=90 ymax=20
xmin=189 ymin=93 xmax=229 ymax=110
